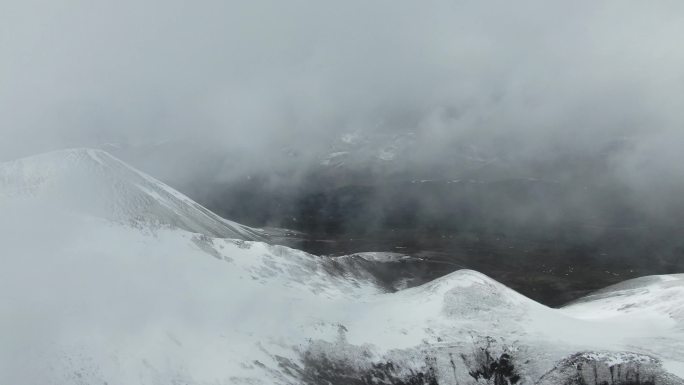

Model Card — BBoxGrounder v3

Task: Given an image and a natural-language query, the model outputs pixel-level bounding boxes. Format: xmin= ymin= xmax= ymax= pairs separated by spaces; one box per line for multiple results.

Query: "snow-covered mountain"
xmin=0 ymin=149 xmax=682 ymax=384
xmin=563 ymin=274 xmax=684 ymax=323
xmin=0 ymin=148 xmax=265 ymax=240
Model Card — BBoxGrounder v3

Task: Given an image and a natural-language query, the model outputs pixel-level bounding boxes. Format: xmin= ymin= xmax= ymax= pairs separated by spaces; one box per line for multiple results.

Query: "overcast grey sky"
xmin=2 ymin=0 xmax=684 ymax=190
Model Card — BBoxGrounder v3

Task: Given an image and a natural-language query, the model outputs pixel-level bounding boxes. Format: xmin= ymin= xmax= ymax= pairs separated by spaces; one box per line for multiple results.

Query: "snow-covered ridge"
xmin=1 ymin=148 xmax=683 ymax=384
xmin=562 ymin=273 xmax=684 ymax=325
xmin=0 ymin=148 xmax=264 ymax=240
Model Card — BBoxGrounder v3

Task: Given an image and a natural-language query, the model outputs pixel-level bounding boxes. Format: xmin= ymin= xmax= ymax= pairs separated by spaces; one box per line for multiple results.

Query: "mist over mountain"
xmin=3 ymin=1 xmax=684 ymax=184
xmin=3 ymin=0 xmax=684 ymax=306
xmin=2 ymin=2 xmax=684 ymax=382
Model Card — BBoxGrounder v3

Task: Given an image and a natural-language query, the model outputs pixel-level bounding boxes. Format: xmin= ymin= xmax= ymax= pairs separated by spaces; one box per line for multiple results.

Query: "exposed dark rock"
xmin=276 ymin=333 xmax=681 ymax=385
xmin=281 ymin=343 xmax=440 ymax=385
xmin=537 ymin=352 xmax=684 ymax=385
xmin=460 ymin=338 xmax=521 ymax=385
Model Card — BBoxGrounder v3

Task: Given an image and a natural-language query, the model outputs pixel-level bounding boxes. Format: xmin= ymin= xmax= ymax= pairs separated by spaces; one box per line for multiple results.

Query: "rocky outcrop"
xmin=537 ymin=352 xmax=684 ymax=385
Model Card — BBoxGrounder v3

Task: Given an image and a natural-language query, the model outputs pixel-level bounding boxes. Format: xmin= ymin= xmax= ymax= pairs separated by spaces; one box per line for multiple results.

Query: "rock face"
xmin=537 ymin=352 xmax=684 ymax=385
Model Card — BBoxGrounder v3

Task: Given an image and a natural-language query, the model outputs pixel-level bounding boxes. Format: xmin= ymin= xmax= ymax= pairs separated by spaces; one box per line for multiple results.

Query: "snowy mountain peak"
xmin=0 ymin=148 xmax=265 ymax=240
xmin=2 ymin=149 xmax=683 ymax=384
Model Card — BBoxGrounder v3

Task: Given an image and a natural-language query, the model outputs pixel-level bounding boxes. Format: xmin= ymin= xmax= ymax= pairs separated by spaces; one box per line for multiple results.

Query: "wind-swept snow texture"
xmin=0 ymin=149 xmax=682 ymax=384
xmin=0 ymin=148 xmax=265 ymax=239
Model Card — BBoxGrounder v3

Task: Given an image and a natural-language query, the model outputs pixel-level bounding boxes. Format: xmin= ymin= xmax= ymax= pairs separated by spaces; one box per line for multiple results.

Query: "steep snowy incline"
xmin=0 ymin=148 xmax=265 ymax=239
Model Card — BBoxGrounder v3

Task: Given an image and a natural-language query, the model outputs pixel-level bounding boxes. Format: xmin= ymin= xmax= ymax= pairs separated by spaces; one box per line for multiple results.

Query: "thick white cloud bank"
xmin=2 ymin=1 xmax=684 ymax=187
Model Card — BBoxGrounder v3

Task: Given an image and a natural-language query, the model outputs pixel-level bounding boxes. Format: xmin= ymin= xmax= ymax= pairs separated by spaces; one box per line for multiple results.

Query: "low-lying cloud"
xmin=2 ymin=0 xmax=684 ymax=200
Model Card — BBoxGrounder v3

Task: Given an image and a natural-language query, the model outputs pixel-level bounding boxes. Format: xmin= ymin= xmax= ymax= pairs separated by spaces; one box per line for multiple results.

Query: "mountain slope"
xmin=0 ymin=148 xmax=265 ymax=239
xmin=0 ymin=149 xmax=682 ymax=384
xmin=562 ymin=274 xmax=684 ymax=324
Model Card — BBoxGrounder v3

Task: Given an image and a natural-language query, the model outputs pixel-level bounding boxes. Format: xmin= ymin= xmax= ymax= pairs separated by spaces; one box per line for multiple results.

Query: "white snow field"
xmin=0 ymin=148 xmax=265 ymax=240
xmin=0 ymin=149 xmax=682 ymax=384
